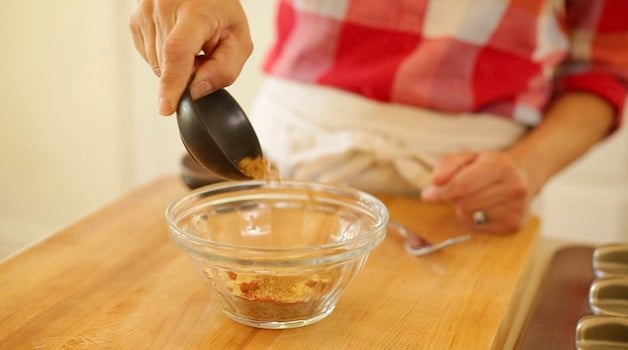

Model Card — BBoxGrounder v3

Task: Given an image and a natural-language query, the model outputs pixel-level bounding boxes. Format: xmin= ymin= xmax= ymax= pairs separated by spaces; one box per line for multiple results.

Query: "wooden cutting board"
xmin=0 ymin=175 xmax=539 ymax=349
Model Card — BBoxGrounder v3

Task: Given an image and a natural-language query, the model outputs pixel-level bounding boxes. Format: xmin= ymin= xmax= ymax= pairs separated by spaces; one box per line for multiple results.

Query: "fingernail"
xmin=421 ymin=186 xmax=438 ymax=201
xmin=190 ymin=81 xmax=212 ymax=99
xmin=158 ymin=97 xmax=173 ymax=116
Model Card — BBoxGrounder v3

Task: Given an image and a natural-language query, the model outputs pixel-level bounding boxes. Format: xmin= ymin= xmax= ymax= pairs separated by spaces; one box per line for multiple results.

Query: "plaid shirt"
xmin=263 ymin=0 xmax=628 ymax=127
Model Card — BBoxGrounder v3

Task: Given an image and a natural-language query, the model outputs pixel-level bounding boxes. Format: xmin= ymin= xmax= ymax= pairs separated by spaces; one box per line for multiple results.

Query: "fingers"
xmin=422 ymin=151 xmax=533 ymax=234
xmin=158 ymin=4 xmax=252 ymax=115
xmin=138 ymin=0 xmax=160 ymax=76
xmin=158 ymin=9 xmax=213 ymax=115
xmin=422 ymin=153 xmax=498 ymax=202
xmin=190 ymin=30 xmax=253 ymax=99
xmin=454 ymin=179 xmax=529 ymax=231
xmin=454 ymin=178 xmax=528 ymax=214
xmin=129 ymin=0 xmax=253 ymax=116
xmin=129 ymin=0 xmax=214 ymax=115
xmin=143 ymin=21 xmax=160 ymax=76
xmin=129 ymin=13 xmax=148 ymax=63
xmin=455 ymin=201 xmax=529 ymax=233
xmin=431 ymin=152 xmax=477 ymax=186
xmin=129 ymin=1 xmax=168 ymax=77
xmin=153 ymin=0 xmax=176 ymax=76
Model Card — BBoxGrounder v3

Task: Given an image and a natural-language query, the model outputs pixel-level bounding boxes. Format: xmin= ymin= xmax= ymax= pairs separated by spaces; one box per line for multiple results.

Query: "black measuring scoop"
xmin=176 ymin=88 xmax=263 ymax=180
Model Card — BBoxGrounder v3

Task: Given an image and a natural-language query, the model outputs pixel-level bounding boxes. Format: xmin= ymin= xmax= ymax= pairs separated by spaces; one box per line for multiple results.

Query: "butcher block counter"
xmin=0 ymin=175 xmax=539 ymax=349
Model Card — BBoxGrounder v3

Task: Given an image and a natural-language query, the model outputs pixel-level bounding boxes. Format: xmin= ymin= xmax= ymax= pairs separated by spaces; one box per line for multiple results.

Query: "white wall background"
xmin=0 ymin=0 xmax=277 ymax=257
xmin=0 ymin=1 xmax=132 ymax=256
xmin=0 ymin=0 xmax=626 ymax=258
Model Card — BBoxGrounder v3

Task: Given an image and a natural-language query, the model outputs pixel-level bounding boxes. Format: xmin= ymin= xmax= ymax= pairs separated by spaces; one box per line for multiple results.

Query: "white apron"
xmin=249 ymin=77 xmax=527 ymax=195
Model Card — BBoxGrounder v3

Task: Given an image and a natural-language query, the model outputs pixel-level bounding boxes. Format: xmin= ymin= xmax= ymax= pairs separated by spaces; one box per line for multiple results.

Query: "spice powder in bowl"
xmin=204 ymin=268 xmax=342 ymax=323
xmin=167 ymin=161 xmax=389 ymax=329
xmin=235 ymin=157 xmax=340 ymax=320
xmin=224 ymin=157 xmax=347 ymax=325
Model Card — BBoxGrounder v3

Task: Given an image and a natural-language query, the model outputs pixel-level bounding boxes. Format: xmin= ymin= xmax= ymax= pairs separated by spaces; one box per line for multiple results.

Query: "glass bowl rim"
xmin=165 ymin=180 xmax=390 ymax=256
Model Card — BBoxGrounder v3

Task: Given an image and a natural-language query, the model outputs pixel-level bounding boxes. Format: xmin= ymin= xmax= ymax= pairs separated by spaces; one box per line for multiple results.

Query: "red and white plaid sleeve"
xmin=556 ymin=0 xmax=628 ymax=127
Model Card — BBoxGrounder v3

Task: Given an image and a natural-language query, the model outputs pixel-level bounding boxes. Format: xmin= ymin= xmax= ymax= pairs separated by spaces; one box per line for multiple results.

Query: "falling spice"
xmin=205 ymin=268 xmax=341 ymax=321
xmin=239 ymin=156 xmax=280 ymax=181
xmin=227 ymin=157 xmax=342 ymax=322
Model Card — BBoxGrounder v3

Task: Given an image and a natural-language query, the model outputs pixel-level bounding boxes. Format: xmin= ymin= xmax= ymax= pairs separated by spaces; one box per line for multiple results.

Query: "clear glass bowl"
xmin=166 ymin=181 xmax=389 ymax=329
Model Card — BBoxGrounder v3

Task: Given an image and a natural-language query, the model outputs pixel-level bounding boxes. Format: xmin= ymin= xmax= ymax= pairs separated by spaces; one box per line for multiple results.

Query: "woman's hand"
xmin=420 ymin=92 xmax=616 ymax=233
xmin=129 ymin=0 xmax=253 ymax=115
xmin=421 ymin=152 xmax=535 ymax=233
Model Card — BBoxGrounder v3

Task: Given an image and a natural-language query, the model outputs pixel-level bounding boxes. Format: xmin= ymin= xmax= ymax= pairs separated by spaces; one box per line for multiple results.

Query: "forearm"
xmin=508 ymin=92 xmax=616 ymax=195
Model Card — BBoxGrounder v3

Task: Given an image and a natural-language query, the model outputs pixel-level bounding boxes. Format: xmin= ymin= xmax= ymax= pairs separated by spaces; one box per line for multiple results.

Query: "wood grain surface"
xmin=0 ymin=176 xmax=539 ymax=349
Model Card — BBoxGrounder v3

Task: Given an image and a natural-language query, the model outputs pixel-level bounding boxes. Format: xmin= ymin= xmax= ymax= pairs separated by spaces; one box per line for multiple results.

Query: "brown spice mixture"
xmin=205 ymin=268 xmax=340 ymax=321
xmin=228 ymin=158 xmax=342 ymax=321
xmin=238 ymin=156 xmax=279 ymax=181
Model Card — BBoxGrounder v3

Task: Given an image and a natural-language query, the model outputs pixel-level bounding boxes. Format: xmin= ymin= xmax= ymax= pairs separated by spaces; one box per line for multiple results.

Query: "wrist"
xmin=507 ymin=146 xmax=547 ymax=196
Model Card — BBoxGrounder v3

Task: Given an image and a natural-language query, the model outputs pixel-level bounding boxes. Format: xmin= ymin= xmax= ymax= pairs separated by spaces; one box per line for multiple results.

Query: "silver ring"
xmin=472 ymin=210 xmax=489 ymax=226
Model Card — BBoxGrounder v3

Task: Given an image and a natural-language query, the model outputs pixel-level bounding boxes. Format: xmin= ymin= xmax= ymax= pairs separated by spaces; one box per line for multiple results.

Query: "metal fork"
xmin=388 ymin=221 xmax=471 ymax=256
